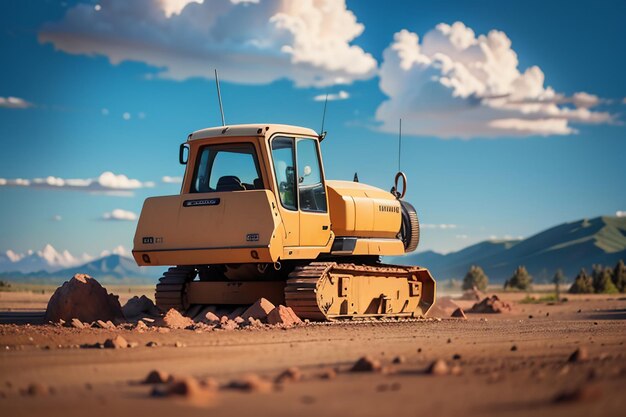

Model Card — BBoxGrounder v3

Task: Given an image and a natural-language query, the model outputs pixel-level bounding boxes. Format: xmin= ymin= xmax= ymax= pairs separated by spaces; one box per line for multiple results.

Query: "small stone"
xmin=162 ymin=309 xmax=193 ymax=329
xmin=135 ymin=321 xmax=148 ymax=332
xmin=233 ymin=316 xmax=245 ymax=324
xmin=351 ymin=356 xmax=382 ymax=372
xmin=144 ymin=370 xmax=171 ymax=384
xmin=319 ymin=368 xmax=336 ymax=379
xmin=452 ymin=353 xmax=461 ymax=360
xmin=127 ymin=342 xmax=139 ymax=348
xmin=446 ymin=338 xmax=452 ymax=344
xmin=227 ymin=374 xmax=272 ymax=393
xmin=146 ymin=341 xmax=159 ymax=347
xmin=528 ymin=315 xmax=533 ymax=319
xmin=219 ymin=320 xmax=238 ymax=331
xmin=451 ymin=308 xmax=467 ymax=319
xmin=511 ymin=345 xmax=518 ymax=352
xmin=24 ymin=383 xmax=50 ymax=396
xmin=152 ymin=377 xmax=214 ymax=404
xmin=568 ymin=347 xmax=589 ymax=363
xmin=202 ymin=311 xmax=220 ymax=323
xmin=103 ymin=335 xmax=128 ymax=349
xmin=553 ymin=384 xmax=602 ymax=403
xmin=276 ymin=367 xmax=302 ymax=383
xmin=71 ymin=318 xmax=85 ymax=329
xmin=426 ymin=359 xmax=449 ymax=376
xmin=241 ymin=298 xmax=276 ymax=321
xmin=392 ymin=356 xmax=405 ymax=364
xmin=174 ymin=341 xmax=185 ymax=348
xmin=267 ymin=305 xmax=302 ymax=326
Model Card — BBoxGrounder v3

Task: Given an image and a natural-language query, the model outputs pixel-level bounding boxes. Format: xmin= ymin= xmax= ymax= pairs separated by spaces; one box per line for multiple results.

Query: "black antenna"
xmin=398 ymin=118 xmax=402 ymax=171
xmin=320 ymin=93 xmax=329 ymax=137
xmin=214 ymin=69 xmax=225 ymax=126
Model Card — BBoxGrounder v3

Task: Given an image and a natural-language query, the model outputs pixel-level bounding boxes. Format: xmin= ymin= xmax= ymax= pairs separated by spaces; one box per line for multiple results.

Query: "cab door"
xmin=295 ymin=138 xmax=331 ymax=246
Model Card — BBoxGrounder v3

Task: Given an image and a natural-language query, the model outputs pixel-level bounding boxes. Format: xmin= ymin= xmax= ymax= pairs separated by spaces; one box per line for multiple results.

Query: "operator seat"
xmin=216 ymin=176 xmax=245 ymax=191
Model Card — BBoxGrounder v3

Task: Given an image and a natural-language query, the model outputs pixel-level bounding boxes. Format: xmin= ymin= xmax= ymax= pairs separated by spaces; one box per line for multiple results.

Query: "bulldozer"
xmin=132 ymin=123 xmax=435 ymax=320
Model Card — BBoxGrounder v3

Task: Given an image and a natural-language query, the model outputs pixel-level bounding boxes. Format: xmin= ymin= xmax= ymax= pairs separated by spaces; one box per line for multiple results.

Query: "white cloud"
xmin=376 ymin=23 xmax=613 ymax=138
xmin=122 ymin=112 xmax=131 ymax=120
xmin=102 ymin=209 xmax=138 ymax=221
xmin=0 ymin=96 xmax=33 ymax=109
xmin=0 ymin=171 xmax=154 ymax=195
xmin=100 ymin=245 xmax=130 ymax=257
xmin=455 ymin=234 xmax=468 ymax=239
xmin=617 ymin=211 xmax=626 ymax=218
xmin=162 ymin=175 xmax=183 ymax=183
xmin=421 ymin=223 xmax=457 ymax=229
xmin=101 ymin=108 xmax=109 ymax=116
xmin=314 ymin=90 xmax=350 ymax=101
xmin=51 ymin=215 xmax=62 ymax=222
xmin=39 ymin=0 xmax=377 ymax=88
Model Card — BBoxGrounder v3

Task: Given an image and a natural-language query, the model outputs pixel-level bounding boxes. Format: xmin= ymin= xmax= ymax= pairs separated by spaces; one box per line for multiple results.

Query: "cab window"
xmin=296 ymin=138 xmax=327 ymax=212
xmin=191 ymin=143 xmax=263 ymax=193
xmin=271 ymin=137 xmax=296 ymax=210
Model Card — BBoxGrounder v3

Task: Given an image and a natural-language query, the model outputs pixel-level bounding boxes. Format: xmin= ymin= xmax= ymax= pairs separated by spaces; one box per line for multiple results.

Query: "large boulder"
xmin=241 ymin=298 xmax=275 ymax=321
xmin=426 ymin=296 xmax=463 ymax=318
xmin=267 ymin=305 xmax=302 ymax=326
xmin=122 ymin=295 xmax=160 ymax=318
xmin=44 ymin=274 xmax=124 ymax=323
xmin=469 ymin=295 xmax=513 ymax=313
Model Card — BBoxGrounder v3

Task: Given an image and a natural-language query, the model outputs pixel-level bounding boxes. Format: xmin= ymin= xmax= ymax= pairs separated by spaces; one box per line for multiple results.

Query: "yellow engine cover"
xmin=326 ymin=180 xmax=402 ymax=239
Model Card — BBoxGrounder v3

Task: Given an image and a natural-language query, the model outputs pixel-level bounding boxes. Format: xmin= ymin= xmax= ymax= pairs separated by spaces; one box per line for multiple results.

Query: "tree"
xmin=552 ymin=269 xmax=565 ymax=302
xmin=504 ymin=266 xmax=533 ymax=290
xmin=593 ymin=267 xmax=618 ymax=294
xmin=612 ymin=260 xmax=626 ymax=293
xmin=569 ymin=268 xmax=594 ymax=294
xmin=462 ymin=265 xmax=489 ymax=291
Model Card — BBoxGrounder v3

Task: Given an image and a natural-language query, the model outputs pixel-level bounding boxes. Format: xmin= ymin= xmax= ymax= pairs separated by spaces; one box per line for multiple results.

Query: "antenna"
xmin=214 ymin=69 xmax=225 ymax=126
xmin=320 ymin=93 xmax=329 ymax=137
xmin=398 ymin=118 xmax=402 ymax=171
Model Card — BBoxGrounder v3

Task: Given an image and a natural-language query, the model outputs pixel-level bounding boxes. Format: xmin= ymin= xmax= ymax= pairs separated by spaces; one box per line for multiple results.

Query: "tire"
xmin=400 ymin=200 xmax=420 ymax=253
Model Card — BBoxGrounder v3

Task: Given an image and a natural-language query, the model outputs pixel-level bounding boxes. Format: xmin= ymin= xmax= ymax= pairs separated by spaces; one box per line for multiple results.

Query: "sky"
xmin=0 ymin=0 xmax=625 ymax=261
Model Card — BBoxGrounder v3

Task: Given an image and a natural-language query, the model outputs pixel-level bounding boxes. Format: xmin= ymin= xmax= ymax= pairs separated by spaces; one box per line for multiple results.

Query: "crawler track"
xmin=285 ymin=262 xmax=435 ymax=321
xmin=154 ymin=266 xmax=197 ymax=311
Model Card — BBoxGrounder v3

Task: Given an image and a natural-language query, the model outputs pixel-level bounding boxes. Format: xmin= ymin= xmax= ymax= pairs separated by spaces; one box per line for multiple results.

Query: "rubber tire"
xmin=400 ymin=200 xmax=420 ymax=253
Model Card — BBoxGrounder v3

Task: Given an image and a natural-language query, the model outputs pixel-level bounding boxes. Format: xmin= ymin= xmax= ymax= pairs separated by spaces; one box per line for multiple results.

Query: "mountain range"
xmin=393 ymin=216 xmax=626 ymax=283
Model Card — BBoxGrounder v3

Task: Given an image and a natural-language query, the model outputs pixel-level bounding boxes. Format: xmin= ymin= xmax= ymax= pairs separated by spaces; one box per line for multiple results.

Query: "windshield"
xmin=191 ymin=143 xmax=264 ymax=193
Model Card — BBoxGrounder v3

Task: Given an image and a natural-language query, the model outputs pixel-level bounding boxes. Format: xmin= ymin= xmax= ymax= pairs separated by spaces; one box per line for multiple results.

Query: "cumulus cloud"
xmin=162 ymin=175 xmax=183 ymax=183
xmin=102 ymin=209 xmax=138 ymax=221
xmin=0 ymin=96 xmax=33 ymax=109
xmin=0 ymin=171 xmax=154 ymax=195
xmin=313 ymin=90 xmax=350 ymax=101
xmin=39 ymin=0 xmax=376 ymax=87
xmin=376 ymin=23 xmax=613 ymax=138
xmin=100 ymin=245 xmax=130 ymax=257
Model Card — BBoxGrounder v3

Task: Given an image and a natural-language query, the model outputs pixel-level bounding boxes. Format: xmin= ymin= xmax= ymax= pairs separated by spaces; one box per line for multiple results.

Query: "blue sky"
xmin=1 ymin=0 xmax=625 ymax=260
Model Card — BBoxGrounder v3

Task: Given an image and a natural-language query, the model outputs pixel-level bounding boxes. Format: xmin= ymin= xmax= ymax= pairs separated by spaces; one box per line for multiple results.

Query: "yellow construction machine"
xmin=132 ymin=124 xmax=435 ymax=320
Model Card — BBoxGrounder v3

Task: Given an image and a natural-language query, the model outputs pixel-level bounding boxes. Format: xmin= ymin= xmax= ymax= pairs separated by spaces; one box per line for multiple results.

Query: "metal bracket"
xmin=381 ymin=296 xmax=392 ymax=314
xmin=409 ymin=281 xmax=422 ymax=297
xmin=338 ymin=276 xmax=351 ymax=297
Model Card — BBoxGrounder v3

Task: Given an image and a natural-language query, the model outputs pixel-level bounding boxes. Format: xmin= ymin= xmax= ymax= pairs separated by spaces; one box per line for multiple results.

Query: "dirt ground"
xmin=0 ymin=290 xmax=625 ymax=417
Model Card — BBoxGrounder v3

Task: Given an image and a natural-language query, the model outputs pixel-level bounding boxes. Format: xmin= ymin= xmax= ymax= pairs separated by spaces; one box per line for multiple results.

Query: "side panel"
xmin=133 ymin=190 xmax=283 ymax=265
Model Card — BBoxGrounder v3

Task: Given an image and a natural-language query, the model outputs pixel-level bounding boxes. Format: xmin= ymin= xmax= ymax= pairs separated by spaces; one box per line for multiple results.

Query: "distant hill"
xmin=0 ymin=254 xmax=160 ymax=284
xmin=393 ymin=216 xmax=626 ymax=283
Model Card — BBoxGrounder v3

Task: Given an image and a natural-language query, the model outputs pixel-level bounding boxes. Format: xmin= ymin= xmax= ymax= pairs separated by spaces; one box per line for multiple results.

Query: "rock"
xmin=219 ymin=320 xmax=239 ymax=331
xmin=241 ymin=298 xmax=276 ymax=321
xmin=135 ymin=321 xmax=148 ymax=332
xmin=95 ymin=320 xmax=115 ymax=330
xmin=426 ymin=297 xmax=462 ymax=318
xmin=233 ymin=316 xmax=245 ymax=324
xmin=469 ymin=295 xmax=513 ymax=314
xmin=24 ymin=383 xmax=50 ymax=396
xmin=553 ymin=384 xmax=602 ymax=403
xmin=174 ymin=341 xmax=185 ymax=348
xmin=103 ymin=335 xmax=128 ymax=349
xmin=70 ymin=318 xmax=85 ymax=329
xmin=227 ymin=374 xmax=273 ymax=393
xmin=122 ymin=295 xmax=159 ymax=318
xmin=247 ymin=317 xmax=263 ymax=327
xmin=319 ymin=368 xmax=337 ymax=379
xmin=275 ymin=367 xmax=302 ymax=383
xmin=511 ymin=345 xmax=518 ymax=352
xmin=450 ymin=365 xmax=463 ymax=376
xmin=451 ymin=308 xmax=467 ymax=319
xmin=201 ymin=311 xmax=220 ymax=324
xmin=151 ymin=377 xmax=215 ymax=404
xmin=426 ymin=359 xmax=449 ymax=376
xmin=44 ymin=274 xmax=124 ymax=323
xmin=351 ymin=356 xmax=382 ymax=372
xmin=267 ymin=305 xmax=302 ymax=326
xmin=452 ymin=353 xmax=462 ymax=360
xmin=568 ymin=347 xmax=589 ymax=363
xmin=146 ymin=341 xmax=160 ymax=347
xmin=162 ymin=309 xmax=193 ymax=329
xmin=392 ymin=356 xmax=405 ymax=364
xmin=192 ymin=306 xmax=218 ymax=322
xmin=144 ymin=370 xmax=171 ymax=384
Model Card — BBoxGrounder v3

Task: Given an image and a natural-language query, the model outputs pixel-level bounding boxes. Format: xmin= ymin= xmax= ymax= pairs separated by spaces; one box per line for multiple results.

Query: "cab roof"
xmin=189 ymin=123 xmax=319 ymax=141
